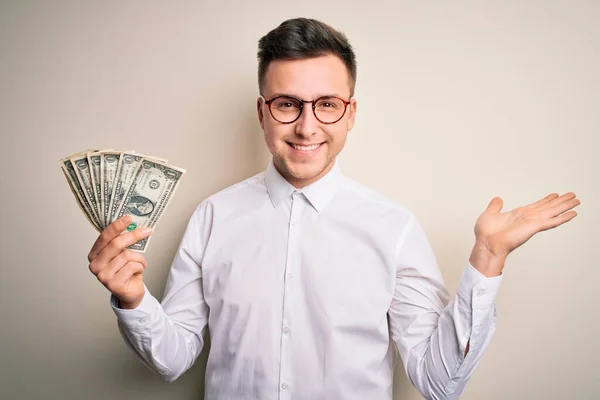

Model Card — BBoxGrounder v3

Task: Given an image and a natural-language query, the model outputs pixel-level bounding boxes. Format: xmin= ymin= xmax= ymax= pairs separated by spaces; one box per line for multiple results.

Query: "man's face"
xmin=257 ymin=54 xmax=357 ymax=188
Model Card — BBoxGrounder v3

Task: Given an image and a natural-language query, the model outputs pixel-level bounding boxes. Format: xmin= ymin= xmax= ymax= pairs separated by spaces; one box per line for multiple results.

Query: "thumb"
xmin=485 ymin=197 xmax=504 ymax=214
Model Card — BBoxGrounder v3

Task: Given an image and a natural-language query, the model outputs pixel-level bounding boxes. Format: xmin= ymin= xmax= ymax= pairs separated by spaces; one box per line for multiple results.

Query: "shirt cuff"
xmin=457 ymin=262 xmax=504 ymax=309
xmin=110 ymin=285 xmax=160 ymax=331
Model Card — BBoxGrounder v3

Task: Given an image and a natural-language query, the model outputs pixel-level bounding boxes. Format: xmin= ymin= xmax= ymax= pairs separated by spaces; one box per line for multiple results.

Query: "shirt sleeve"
xmin=388 ymin=214 xmax=503 ymax=399
xmin=110 ymin=201 xmax=213 ymax=382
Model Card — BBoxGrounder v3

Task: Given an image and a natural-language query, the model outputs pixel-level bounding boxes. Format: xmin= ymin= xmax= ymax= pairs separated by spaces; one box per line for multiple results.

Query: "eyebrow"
xmin=267 ymin=92 xmax=344 ymax=100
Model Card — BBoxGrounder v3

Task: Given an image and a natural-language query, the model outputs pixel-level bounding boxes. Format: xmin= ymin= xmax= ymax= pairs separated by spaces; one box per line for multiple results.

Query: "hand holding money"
xmin=59 ymin=149 xmax=186 ymax=252
xmin=87 ymin=215 xmax=152 ymax=309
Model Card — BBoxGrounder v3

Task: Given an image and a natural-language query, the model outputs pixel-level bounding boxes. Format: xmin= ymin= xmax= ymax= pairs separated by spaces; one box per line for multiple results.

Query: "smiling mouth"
xmin=287 ymin=142 xmax=324 ymax=151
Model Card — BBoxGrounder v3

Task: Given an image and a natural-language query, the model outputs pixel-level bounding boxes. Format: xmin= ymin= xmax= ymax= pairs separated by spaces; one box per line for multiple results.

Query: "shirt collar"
xmin=265 ymin=158 xmax=342 ymax=213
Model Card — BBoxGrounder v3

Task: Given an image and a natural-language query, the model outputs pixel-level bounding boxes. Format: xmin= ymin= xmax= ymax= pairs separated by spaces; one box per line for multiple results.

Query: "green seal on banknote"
xmin=126 ymin=222 xmax=137 ymax=231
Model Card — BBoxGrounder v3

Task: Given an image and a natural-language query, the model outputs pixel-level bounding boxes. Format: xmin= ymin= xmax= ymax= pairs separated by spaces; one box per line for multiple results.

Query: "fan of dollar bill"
xmin=59 ymin=149 xmax=186 ymax=252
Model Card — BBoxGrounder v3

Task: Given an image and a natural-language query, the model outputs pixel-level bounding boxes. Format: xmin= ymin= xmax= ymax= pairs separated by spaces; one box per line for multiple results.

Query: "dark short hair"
xmin=257 ymin=18 xmax=357 ymax=96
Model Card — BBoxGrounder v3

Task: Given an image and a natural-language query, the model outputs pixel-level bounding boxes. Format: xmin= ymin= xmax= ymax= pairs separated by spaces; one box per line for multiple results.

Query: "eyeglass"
xmin=260 ymin=94 xmax=351 ymax=124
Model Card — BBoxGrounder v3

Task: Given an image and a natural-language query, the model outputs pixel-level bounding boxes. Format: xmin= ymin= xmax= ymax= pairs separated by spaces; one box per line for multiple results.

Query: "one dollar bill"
xmin=71 ymin=153 xmax=102 ymax=227
xmin=107 ymin=152 xmax=167 ymax=226
xmin=116 ymin=159 xmax=185 ymax=252
xmin=60 ymin=150 xmax=102 ymax=232
xmin=100 ymin=150 xmax=127 ymax=228
xmin=88 ymin=151 xmax=107 ymax=222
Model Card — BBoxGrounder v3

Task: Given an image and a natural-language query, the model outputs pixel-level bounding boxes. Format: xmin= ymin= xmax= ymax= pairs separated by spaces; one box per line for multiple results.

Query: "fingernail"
xmin=141 ymin=227 xmax=152 ymax=235
xmin=123 ymin=215 xmax=132 ymax=224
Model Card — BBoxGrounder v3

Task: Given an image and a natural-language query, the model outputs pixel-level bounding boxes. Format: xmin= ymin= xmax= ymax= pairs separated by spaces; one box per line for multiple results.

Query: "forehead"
xmin=263 ymin=54 xmax=351 ymax=98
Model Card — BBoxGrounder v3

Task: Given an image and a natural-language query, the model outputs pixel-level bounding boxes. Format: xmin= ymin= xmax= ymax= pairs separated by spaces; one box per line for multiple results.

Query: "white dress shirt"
xmin=111 ymin=158 xmax=503 ymax=400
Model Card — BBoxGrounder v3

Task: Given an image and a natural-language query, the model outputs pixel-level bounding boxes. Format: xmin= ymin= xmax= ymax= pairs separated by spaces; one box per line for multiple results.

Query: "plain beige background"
xmin=1 ymin=1 xmax=598 ymax=399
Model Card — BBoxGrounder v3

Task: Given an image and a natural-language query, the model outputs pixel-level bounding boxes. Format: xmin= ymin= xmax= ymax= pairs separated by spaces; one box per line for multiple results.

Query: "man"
xmin=87 ymin=18 xmax=580 ymax=399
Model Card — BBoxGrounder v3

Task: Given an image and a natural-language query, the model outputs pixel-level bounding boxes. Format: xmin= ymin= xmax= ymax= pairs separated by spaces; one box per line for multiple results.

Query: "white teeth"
xmin=292 ymin=143 xmax=321 ymax=151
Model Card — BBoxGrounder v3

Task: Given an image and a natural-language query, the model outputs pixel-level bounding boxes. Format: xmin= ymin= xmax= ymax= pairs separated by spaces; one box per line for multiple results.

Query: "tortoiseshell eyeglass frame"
xmin=260 ymin=94 xmax=352 ymax=124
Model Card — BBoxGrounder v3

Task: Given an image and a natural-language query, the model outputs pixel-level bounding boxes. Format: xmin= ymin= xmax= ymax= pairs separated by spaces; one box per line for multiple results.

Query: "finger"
xmin=89 ymin=227 xmax=152 ymax=274
xmin=88 ymin=215 xmax=134 ymax=262
xmin=537 ymin=192 xmax=577 ymax=212
xmin=485 ymin=197 xmax=503 ymax=214
xmin=541 ymin=197 xmax=581 ymax=220
xmin=94 ymin=249 xmax=147 ymax=281
xmin=110 ymin=261 xmax=145 ymax=290
xmin=540 ymin=210 xmax=578 ymax=232
xmin=525 ymin=193 xmax=559 ymax=210
xmin=105 ymin=261 xmax=145 ymax=295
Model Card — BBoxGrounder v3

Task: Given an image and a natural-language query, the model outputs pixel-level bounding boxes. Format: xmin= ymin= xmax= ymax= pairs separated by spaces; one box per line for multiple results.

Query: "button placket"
xmin=278 ymin=193 xmax=302 ymax=398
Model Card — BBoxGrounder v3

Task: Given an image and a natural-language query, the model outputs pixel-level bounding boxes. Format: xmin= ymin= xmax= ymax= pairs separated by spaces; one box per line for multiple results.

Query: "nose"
xmin=294 ymin=104 xmax=318 ymax=138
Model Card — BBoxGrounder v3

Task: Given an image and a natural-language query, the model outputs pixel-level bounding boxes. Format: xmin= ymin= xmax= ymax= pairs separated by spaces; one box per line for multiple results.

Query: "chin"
xmin=287 ymin=160 xmax=329 ymax=181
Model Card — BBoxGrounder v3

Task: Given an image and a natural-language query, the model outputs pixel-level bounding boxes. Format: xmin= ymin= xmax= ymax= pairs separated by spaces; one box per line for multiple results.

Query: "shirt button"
xmin=476 ymin=289 xmax=486 ymax=296
xmin=290 ymin=220 xmax=296 ymax=226
xmin=283 ymin=326 xmax=291 ymax=334
xmin=281 ymin=382 xmax=289 ymax=390
xmin=139 ymin=317 xmax=147 ymax=324
xmin=287 ymin=272 xmax=293 ymax=280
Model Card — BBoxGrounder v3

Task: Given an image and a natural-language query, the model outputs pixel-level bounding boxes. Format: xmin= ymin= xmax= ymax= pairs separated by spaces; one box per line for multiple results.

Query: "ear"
xmin=346 ymin=98 xmax=357 ymax=131
xmin=257 ymin=97 xmax=265 ymax=130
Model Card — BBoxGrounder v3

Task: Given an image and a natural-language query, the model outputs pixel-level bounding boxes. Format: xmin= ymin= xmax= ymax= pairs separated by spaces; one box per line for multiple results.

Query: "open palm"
xmin=474 ymin=192 xmax=580 ymax=259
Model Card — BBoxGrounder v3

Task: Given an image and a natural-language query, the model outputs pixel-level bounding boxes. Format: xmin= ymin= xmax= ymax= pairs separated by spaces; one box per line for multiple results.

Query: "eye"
xmin=273 ymin=97 xmax=301 ymax=110
xmin=316 ymin=98 xmax=341 ymax=110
